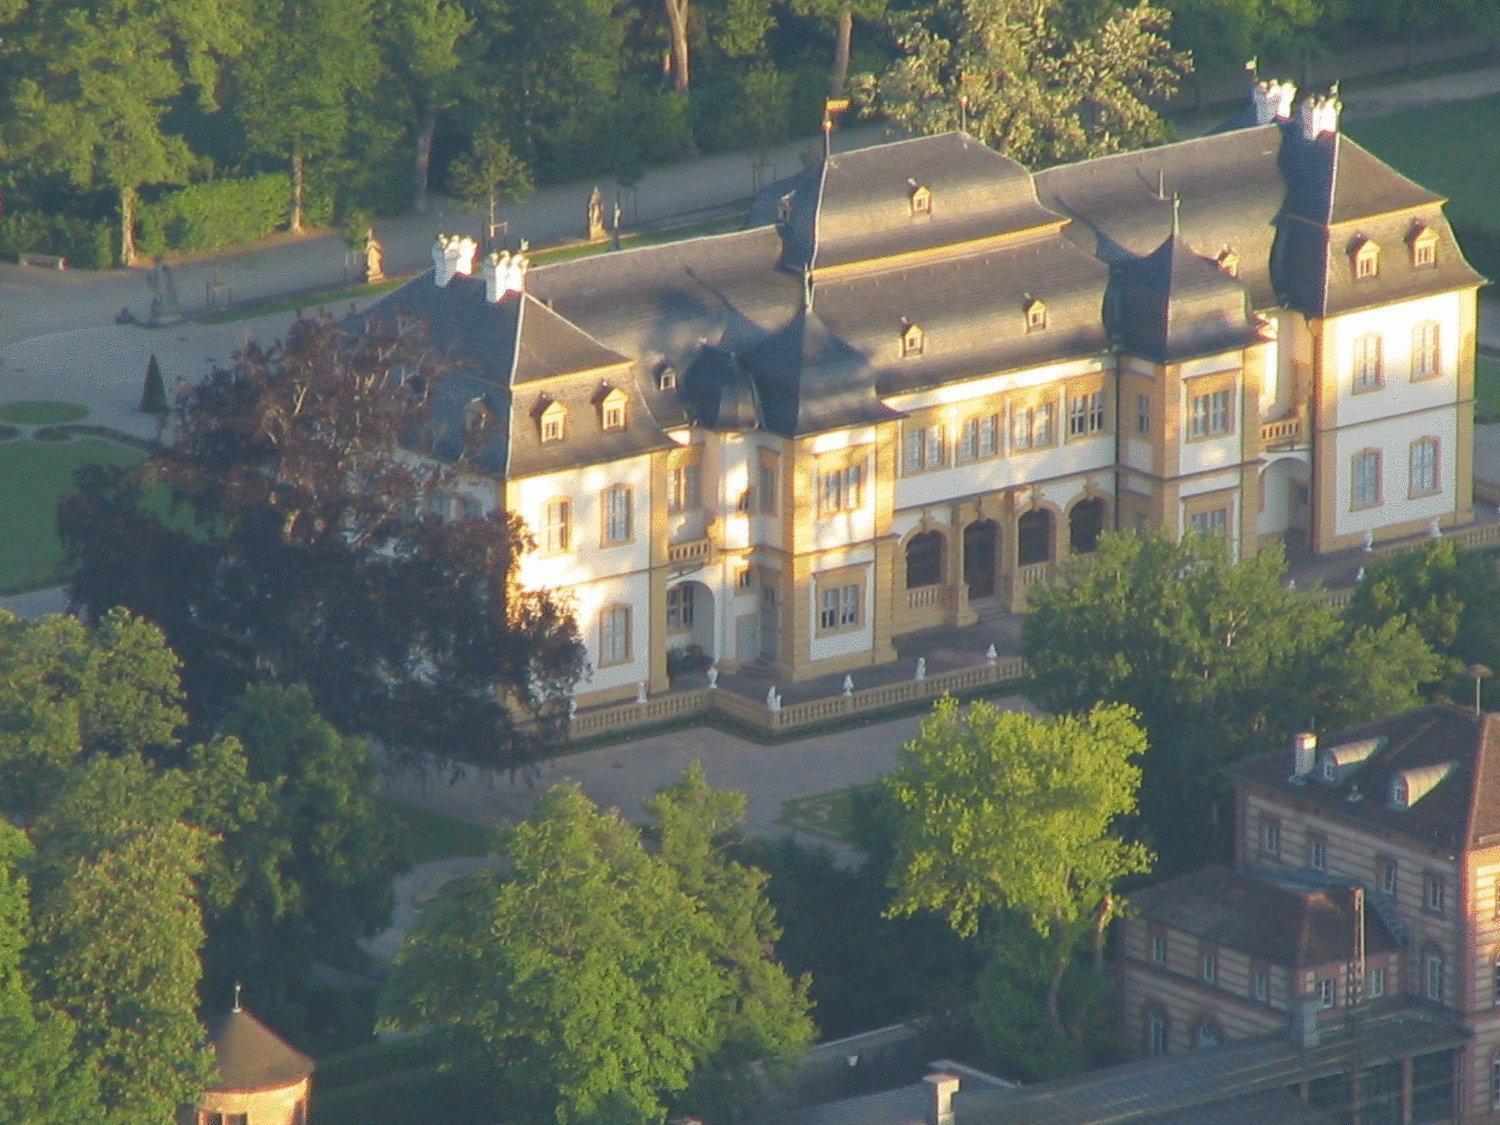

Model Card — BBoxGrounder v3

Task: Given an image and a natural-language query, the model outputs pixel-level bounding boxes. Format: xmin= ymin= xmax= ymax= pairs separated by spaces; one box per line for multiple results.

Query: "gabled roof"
xmin=511 ymin=293 xmax=630 ymax=384
xmin=1116 ymin=228 xmax=1264 ymax=363
xmin=1129 ymin=865 xmax=1397 ymax=968
xmin=207 ymin=1007 xmax=314 ymax=1092
xmin=1229 ymin=704 xmax=1500 ymax=852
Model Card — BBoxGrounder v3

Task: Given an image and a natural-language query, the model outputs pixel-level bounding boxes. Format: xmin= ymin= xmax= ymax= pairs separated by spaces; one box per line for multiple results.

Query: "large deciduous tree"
xmin=379 ymin=0 xmax=471 ymax=212
xmin=1023 ymin=530 xmax=1444 ymax=868
xmin=236 ymin=0 xmax=378 ymax=231
xmin=858 ymin=0 xmax=1189 ymax=167
xmin=884 ymin=699 xmax=1153 ymax=1037
xmin=380 ymin=780 xmax=731 ymax=1120
xmin=788 ymin=0 xmax=889 ymax=94
xmin=0 ymin=0 xmax=245 ymax=264
xmin=60 ymin=315 xmax=586 ymax=766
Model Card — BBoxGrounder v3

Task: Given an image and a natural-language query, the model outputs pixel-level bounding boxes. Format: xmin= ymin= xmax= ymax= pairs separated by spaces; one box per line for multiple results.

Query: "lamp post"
xmin=1468 ymin=664 xmax=1492 ymax=717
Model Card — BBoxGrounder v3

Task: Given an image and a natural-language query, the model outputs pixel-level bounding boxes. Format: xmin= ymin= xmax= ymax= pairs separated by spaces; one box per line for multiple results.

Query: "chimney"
xmin=1291 ymin=731 xmax=1317 ymax=779
xmin=925 ymin=1072 xmax=959 ymax=1125
xmin=1252 ymin=78 xmax=1297 ymax=125
xmin=431 ymin=234 xmax=478 ymax=288
xmin=1297 ymin=87 xmax=1341 ymax=140
xmin=1292 ymin=995 xmax=1320 ymax=1048
xmin=483 ymin=250 xmax=530 ymax=303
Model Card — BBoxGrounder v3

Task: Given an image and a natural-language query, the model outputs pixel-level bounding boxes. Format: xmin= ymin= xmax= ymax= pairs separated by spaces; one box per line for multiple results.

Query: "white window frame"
xmin=1318 ymin=978 xmax=1335 ymax=1008
xmin=1410 ymin=437 xmax=1440 ymax=497
xmin=602 ymin=485 xmax=633 ymax=544
xmin=1367 ymin=966 xmax=1385 ymax=1000
xmin=600 ymin=605 xmax=632 ymax=666
xmin=1426 ymin=951 xmax=1445 ymax=1002
xmin=666 ymin=585 xmax=694 ymax=632
xmin=1351 ymin=450 xmax=1381 ymax=510
xmin=1353 ymin=333 xmax=1384 ymax=392
xmin=1189 ymin=389 xmax=1232 ymax=439
xmin=1412 ymin=321 xmax=1441 ymax=380
xmin=543 ymin=498 xmax=571 ymax=554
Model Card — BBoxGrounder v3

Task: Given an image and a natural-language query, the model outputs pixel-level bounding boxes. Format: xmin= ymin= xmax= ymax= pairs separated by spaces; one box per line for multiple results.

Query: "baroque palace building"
xmin=368 ymin=79 xmax=1482 ymax=706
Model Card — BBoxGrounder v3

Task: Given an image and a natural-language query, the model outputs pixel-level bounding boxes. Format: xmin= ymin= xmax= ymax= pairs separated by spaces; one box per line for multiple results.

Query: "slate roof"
xmin=968 ymin=1005 xmax=1466 ymax=1122
xmin=1229 ymin=704 xmax=1500 ymax=853
xmin=741 ymin=310 xmax=904 ymax=437
xmin=1116 ymin=228 xmax=1265 ymax=363
xmin=680 ymin=344 xmax=761 ymax=431
xmin=1128 ymin=865 xmax=1398 ymax=967
xmin=207 ymin=1007 xmax=314 ymax=1092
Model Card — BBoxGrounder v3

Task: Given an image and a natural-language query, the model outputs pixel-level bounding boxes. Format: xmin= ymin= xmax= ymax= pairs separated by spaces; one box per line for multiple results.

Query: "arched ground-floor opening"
xmin=666 ymin=580 xmax=715 ymax=678
xmin=963 ymin=519 xmax=1000 ymax=600
xmin=1018 ymin=508 xmax=1055 ymax=566
xmin=1068 ymin=497 xmax=1108 ymax=555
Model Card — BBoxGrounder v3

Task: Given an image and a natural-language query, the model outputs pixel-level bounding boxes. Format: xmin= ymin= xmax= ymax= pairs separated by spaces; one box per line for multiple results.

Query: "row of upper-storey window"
xmin=1351 ymin=321 xmax=1445 ymax=393
xmin=1352 ymin=226 xmax=1440 ymax=281
xmin=901 ymin=388 xmax=1107 ymax=475
xmin=1258 ymin=815 xmax=1450 ymax=917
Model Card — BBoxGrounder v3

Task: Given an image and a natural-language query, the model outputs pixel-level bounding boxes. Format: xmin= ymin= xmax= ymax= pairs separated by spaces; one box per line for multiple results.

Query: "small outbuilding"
xmin=179 ymin=992 xmax=314 ymax=1125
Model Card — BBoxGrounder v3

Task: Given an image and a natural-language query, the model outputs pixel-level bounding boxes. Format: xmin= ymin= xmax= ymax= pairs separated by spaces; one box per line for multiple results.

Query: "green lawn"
xmin=1348 ymin=94 xmax=1500 ymax=282
xmin=381 ymin=799 xmax=498 ymax=866
xmin=0 ymin=438 xmax=143 ymax=593
xmin=0 ymin=400 xmax=88 ymax=424
xmin=1478 ymin=352 xmax=1500 ymax=423
xmin=776 ymin=783 xmax=880 ymax=845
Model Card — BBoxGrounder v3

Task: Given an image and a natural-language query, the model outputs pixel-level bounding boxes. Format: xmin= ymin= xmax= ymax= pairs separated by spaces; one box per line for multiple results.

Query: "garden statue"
xmin=587 ymin=186 xmax=606 ymax=242
xmin=362 ymin=228 xmax=385 ymax=284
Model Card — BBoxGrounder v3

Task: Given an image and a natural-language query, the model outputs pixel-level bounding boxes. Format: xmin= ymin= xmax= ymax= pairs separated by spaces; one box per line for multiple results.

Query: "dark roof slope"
xmin=1230 ymin=705 xmax=1500 ymax=852
xmin=1281 ymin=132 xmax=1443 ymax=227
xmin=1035 ymin=125 xmax=1287 ymax=308
xmin=1116 ymin=229 xmax=1264 ymax=362
xmin=511 ymin=294 xmax=630 ymax=383
xmin=1129 ymin=865 xmax=1396 ymax=967
xmin=680 ymin=344 xmax=761 ymax=431
xmin=208 ymin=1007 xmax=314 ymax=1092
xmin=805 ymin=132 xmax=1064 ymax=271
xmin=742 ymin=309 xmax=903 ymax=437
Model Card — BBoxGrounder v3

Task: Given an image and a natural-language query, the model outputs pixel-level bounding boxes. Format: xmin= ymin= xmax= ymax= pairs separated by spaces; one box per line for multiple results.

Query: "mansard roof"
xmin=1129 ymin=865 xmax=1397 ymax=968
xmin=1230 ymin=704 xmax=1500 ymax=853
xmin=1116 ymin=227 xmax=1264 ymax=363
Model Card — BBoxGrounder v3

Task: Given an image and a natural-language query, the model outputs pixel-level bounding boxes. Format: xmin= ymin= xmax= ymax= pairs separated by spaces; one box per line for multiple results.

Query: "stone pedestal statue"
xmin=362 ymin=229 xmax=385 ymax=284
xmin=587 ymin=186 xmax=606 ymax=243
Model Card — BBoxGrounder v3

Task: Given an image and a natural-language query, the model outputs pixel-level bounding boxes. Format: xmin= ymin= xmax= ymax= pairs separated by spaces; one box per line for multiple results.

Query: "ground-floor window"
xmin=905 ymin=531 xmax=944 ymax=589
xmin=1146 ymin=1008 xmax=1168 ymax=1057
xmin=667 ymin=585 xmax=694 ymax=631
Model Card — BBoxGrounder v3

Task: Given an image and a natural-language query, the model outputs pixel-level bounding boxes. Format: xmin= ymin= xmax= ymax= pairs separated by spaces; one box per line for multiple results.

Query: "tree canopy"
xmin=1023 ymin=530 xmax=1444 ymax=869
xmin=60 ymin=314 xmax=586 ymax=767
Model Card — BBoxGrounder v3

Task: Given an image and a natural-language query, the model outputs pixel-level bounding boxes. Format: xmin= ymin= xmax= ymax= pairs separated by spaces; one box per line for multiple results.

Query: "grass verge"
xmin=776 ymin=783 xmax=880 ymax=845
xmin=197 ymin=277 xmax=407 ymax=325
xmin=0 ymin=400 xmax=88 ymax=425
xmin=0 ymin=437 xmax=143 ymax=594
xmin=380 ymin=799 xmax=497 ymax=866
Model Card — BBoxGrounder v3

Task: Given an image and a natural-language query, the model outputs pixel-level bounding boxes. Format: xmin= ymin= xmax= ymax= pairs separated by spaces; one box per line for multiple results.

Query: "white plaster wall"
xmin=1257 ymin=455 xmax=1310 ymax=537
xmin=1326 ymin=293 xmax=1462 ymax=428
xmin=572 ymin=569 xmax=653 ymax=694
xmin=1124 ymin=437 xmax=1153 ymax=475
xmin=1176 ymin=368 xmax=1244 ymax=477
xmin=895 ymin=432 xmax=1114 ymax=510
xmin=806 ymin=560 xmax=875 ymax=663
xmin=1178 ymin=470 xmax=1242 ymax=500
xmin=1331 ymin=408 xmax=1458 ymax=539
xmin=810 ymin=438 xmax=877 ymax=551
xmin=883 ymin=356 xmax=1106 ymax=413
xmin=510 ymin=455 xmax=653 ymax=592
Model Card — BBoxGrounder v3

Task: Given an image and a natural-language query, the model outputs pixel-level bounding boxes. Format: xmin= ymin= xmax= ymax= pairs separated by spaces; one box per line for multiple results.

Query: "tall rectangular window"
xmin=1309 ymin=834 xmax=1326 ymax=871
xmin=817 ymin=580 xmax=861 ymax=633
xmin=1148 ymin=1011 xmax=1168 ymax=1057
xmin=1253 ymin=968 xmax=1269 ymax=1002
xmin=1261 ymin=818 xmax=1281 ymax=856
xmin=1011 ymin=405 xmax=1033 ymax=451
xmin=758 ymin=451 xmax=779 ymax=515
xmin=1352 ymin=450 xmax=1381 ymax=509
xmin=602 ymin=485 xmax=632 ymax=544
xmin=1412 ymin=321 xmax=1441 ymax=380
xmin=1425 ymin=874 xmax=1446 ymax=916
xmin=1201 ymin=950 xmax=1218 ymax=984
xmin=543 ymin=498 xmax=571 ymax=553
xmin=1426 ymin=952 xmax=1445 ymax=1002
xmin=960 ymin=414 xmax=1000 ymax=461
xmin=1410 ymin=437 xmax=1440 ymax=496
xmin=1136 ymin=393 xmax=1150 ymax=436
xmin=1354 ymin=332 xmax=1384 ymax=391
xmin=1190 ymin=389 xmax=1232 ymax=439
xmin=1381 ymin=859 xmax=1398 ymax=896
xmin=667 ymin=463 xmax=701 ymax=513
xmin=1150 ymin=931 xmax=1166 ymax=964
xmin=666 ymin=585 xmax=694 ymax=631
xmin=904 ymin=423 xmax=946 ymax=474
xmin=1068 ymin=389 xmax=1106 ymax=438
xmin=1367 ymin=966 xmax=1384 ymax=999
xmin=600 ymin=605 xmax=632 ymax=665
xmin=1318 ymin=978 xmax=1336 ymax=1008
xmin=819 ymin=463 xmax=863 ymax=515
xmin=1189 ymin=508 xmax=1228 ymax=537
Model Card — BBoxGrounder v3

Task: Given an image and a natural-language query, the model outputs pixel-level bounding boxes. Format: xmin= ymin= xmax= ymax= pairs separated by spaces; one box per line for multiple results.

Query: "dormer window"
xmin=657 ymin=365 xmax=678 ymax=391
xmin=1024 ymin=297 xmax=1048 ymax=332
xmin=909 ymin=181 xmax=932 ymax=218
xmin=1354 ymin=238 xmax=1380 ymax=280
xmin=540 ymin=400 xmax=567 ymax=443
xmin=901 ymin=322 xmax=925 ymax=358
xmin=1217 ymin=247 xmax=1240 ymax=278
xmin=777 ymin=194 xmax=794 ymax=223
xmin=599 ymin=387 xmax=628 ymax=431
xmin=1411 ymin=226 xmax=1438 ymax=268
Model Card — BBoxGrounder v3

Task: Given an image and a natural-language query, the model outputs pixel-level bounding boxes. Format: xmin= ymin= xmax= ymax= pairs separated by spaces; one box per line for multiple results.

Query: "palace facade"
xmin=369 ymin=81 xmax=1483 ymax=706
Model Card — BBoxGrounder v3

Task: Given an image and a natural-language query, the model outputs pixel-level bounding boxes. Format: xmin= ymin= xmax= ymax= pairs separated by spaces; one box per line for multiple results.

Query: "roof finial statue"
xmin=1171 ymin=193 xmax=1182 ymax=238
xmin=232 ymin=982 xmax=242 ymax=1013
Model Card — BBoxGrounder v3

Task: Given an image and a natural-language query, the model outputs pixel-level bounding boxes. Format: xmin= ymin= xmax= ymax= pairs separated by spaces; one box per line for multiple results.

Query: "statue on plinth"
xmin=362 ymin=229 xmax=385 ymax=284
xmin=586 ymin=186 xmax=606 ymax=242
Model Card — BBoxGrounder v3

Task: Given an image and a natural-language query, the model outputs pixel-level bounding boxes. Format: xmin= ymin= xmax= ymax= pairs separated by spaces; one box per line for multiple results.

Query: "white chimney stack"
xmin=482 ymin=250 xmax=530 ymax=303
xmin=1298 ymin=88 xmax=1341 ymax=140
xmin=431 ymin=234 xmax=478 ymax=288
xmin=925 ymin=1072 xmax=959 ymax=1125
xmin=1253 ymin=78 xmax=1297 ymax=125
xmin=1292 ymin=731 xmax=1317 ymax=778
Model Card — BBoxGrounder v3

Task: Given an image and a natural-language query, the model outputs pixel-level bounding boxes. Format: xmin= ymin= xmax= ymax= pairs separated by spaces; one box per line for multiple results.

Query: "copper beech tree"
xmin=60 ymin=314 xmax=585 ymax=766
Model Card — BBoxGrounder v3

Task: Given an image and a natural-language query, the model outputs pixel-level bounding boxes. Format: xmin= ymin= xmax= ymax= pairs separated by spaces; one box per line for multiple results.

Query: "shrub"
xmin=136 ymin=173 xmax=291 ymax=256
xmin=141 ymin=355 xmax=168 ymax=415
xmin=0 ymin=212 xmax=115 ymax=268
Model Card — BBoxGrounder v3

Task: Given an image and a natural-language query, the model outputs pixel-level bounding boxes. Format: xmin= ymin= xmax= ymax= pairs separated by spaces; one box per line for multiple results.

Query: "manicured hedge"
xmin=0 ymin=212 xmax=114 ymax=269
xmin=136 ymin=173 xmax=338 ymax=257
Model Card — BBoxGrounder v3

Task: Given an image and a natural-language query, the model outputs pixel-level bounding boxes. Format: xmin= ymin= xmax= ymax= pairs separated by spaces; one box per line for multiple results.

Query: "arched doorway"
xmin=1017 ymin=509 xmax=1054 ymax=566
xmin=963 ymin=520 xmax=999 ymax=600
xmin=666 ymin=580 xmax=714 ymax=678
xmin=905 ymin=530 xmax=944 ymax=589
xmin=1069 ymin=498 xmax=1106 ymax=555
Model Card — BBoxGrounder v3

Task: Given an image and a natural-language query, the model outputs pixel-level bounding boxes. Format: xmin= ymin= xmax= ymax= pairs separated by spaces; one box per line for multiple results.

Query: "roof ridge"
xmin=519 ymin=292 xmax=630 ymax=365
xmin=529 ymin=223 xmax=772 ymax=278
xmin=1033 ymin=123 xmax=1281 ymax=178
